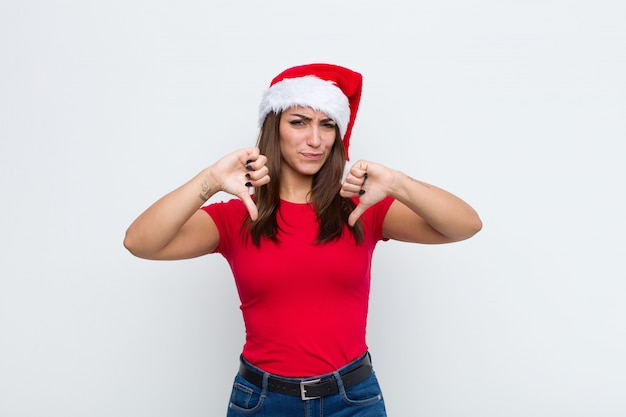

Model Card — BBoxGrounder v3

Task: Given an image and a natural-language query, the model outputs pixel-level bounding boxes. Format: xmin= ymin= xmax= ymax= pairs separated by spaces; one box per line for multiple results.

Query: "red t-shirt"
xmin=202 ymin=196 xmax=394 ymax=376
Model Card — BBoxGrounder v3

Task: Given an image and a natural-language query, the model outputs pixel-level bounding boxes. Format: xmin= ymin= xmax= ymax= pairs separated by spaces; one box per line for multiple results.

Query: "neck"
xmin=279 ymin=173 xmax=313 ymax=204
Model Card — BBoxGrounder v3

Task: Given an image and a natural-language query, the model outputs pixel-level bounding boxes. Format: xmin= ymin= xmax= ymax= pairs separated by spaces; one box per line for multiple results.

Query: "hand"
xmin=209 ymin=147 xmax=270 ymax=220
xmin=340 ymin=160 xmax=395 ymax=226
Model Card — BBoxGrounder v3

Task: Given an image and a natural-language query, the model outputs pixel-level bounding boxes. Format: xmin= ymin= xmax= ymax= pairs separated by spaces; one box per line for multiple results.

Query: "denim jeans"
xmin=226 ymin=352 xmax=387 ymax=416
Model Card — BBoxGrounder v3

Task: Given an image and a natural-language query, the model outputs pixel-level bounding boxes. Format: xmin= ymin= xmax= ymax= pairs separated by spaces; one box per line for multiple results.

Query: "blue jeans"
xmin=226 ymin=352 xmax=387 ymax=416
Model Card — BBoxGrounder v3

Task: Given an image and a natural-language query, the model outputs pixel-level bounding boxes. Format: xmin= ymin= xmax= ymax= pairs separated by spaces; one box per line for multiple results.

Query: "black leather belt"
xmin=238 ymin=353 xmax=372 ymax=400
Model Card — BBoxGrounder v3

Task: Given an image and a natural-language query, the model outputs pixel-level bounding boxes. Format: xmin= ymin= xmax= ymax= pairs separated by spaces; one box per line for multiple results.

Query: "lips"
xmin=301 ymin=152 xmax=323 ymax=160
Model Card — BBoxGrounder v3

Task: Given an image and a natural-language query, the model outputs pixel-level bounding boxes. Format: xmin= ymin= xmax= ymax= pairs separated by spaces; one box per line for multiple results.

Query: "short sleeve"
xmin=354 ymin=196 xmax=394 ymax=243
xmin=201 ymin=199 xmax=249 ymax=256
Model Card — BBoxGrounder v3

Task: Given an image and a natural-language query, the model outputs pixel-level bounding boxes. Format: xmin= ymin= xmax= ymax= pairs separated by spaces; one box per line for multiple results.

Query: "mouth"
xmin=301 ymin=152 xmax=323 ymax=160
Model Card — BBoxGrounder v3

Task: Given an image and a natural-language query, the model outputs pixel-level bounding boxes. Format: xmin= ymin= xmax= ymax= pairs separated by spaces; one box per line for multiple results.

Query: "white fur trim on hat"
xmin=258 ymin=76 xmax=350 ymax=137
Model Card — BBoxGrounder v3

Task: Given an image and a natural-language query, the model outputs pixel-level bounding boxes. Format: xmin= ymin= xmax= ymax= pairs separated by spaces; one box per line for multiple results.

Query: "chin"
xmin=298 ymin=168 xmax=322 ymax=177
xmin=299 ymin=161 xmax=325 ymax=175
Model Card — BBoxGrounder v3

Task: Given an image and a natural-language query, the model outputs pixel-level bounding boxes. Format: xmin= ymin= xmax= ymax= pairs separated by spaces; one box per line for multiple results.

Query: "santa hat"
xmin=258 ymin=63 xmax=362 ymax=160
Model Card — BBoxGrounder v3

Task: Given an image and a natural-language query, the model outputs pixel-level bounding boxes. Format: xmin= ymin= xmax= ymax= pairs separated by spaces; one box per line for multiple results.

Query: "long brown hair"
xmin=247 ymin=111 xmax=363 ymax=246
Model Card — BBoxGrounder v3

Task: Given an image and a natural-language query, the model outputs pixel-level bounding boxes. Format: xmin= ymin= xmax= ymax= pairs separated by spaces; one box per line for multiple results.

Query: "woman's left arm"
xmin=340 ymin=160 xmax=482 ymax=244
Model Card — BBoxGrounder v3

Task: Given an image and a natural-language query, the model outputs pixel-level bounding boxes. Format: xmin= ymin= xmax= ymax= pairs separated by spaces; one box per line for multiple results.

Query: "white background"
xmin=1 ymin=1 xmax=625 ymax=416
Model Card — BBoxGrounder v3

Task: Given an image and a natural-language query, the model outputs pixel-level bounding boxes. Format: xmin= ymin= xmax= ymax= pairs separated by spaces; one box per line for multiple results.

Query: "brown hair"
xmin=247 ymin=112 xmax=363 ymax=246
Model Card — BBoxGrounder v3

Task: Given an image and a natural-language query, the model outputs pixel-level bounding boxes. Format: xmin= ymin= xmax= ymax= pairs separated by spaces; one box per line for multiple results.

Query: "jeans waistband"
xmin=238 ymin=352 xmax=372 ymax=400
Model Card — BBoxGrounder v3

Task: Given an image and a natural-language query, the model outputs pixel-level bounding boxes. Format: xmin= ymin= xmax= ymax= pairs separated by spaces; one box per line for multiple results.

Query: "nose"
xmin=306 ymin=125 xmax=322 ymax=147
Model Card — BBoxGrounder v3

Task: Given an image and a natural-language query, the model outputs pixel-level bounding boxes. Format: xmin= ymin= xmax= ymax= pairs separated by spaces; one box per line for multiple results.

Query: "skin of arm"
xmin=340 ymin=160 xmax=482 ymax=244
xmin=123 ymin=148 xmax=269 ymax=260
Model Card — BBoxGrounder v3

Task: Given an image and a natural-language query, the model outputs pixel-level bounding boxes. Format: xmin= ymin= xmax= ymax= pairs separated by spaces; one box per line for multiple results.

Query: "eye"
xmin=323 ymin=122 xmax=337 ymax=129
xmin=289 ymin=119 xmax=305 ymax=126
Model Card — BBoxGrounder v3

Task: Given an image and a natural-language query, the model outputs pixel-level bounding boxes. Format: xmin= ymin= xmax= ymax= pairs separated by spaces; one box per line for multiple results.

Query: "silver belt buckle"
xmin=300 ymin=378 xmax=321 ymax=400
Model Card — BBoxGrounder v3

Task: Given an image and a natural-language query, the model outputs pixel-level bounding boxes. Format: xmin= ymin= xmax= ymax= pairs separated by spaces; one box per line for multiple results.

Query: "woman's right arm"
xmin=123 ymin=148 xmax=269 ymax=260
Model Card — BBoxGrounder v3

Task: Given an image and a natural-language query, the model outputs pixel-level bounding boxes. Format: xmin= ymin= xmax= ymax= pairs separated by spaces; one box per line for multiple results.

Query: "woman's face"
xmin=278 ymin=106 xmax=338 ymax=179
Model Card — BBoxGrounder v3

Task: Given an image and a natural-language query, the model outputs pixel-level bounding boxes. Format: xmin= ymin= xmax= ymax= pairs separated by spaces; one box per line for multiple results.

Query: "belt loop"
xmin=331 ymin=369 xmax=346 ymax=394
xmin=261 ymin=371 xmax=270 ymax=393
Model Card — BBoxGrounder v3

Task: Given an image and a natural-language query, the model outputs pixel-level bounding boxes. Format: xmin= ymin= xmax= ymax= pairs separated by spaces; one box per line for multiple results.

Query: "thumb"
xmin=348 ymin=203 xmax=368 ymax=227
xmin=237 ymin=191 xmax=259 ymax=221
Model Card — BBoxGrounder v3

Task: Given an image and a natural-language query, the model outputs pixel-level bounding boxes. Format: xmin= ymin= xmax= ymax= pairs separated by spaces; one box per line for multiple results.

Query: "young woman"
xmin=124 ymin=63 xmax=482 ymax=416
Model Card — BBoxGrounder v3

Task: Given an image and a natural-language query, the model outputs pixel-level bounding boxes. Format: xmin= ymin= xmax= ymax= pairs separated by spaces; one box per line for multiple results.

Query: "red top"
xmin=203 ymin=197 xmax=394 ymax=376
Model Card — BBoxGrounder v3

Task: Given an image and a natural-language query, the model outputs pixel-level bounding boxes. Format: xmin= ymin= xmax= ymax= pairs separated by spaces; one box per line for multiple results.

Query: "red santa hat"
xmin=258 ymin=63 xmax=362 ymax=160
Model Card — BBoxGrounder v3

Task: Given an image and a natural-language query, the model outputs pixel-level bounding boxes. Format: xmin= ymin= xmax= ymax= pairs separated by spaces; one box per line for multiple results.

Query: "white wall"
xmin=1 ymin=1 xmax=624 ymax=416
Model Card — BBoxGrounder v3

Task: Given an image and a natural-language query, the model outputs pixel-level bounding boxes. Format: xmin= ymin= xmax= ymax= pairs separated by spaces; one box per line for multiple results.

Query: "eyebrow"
xmin=288 ymin=113 xmax=335 ymax=123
